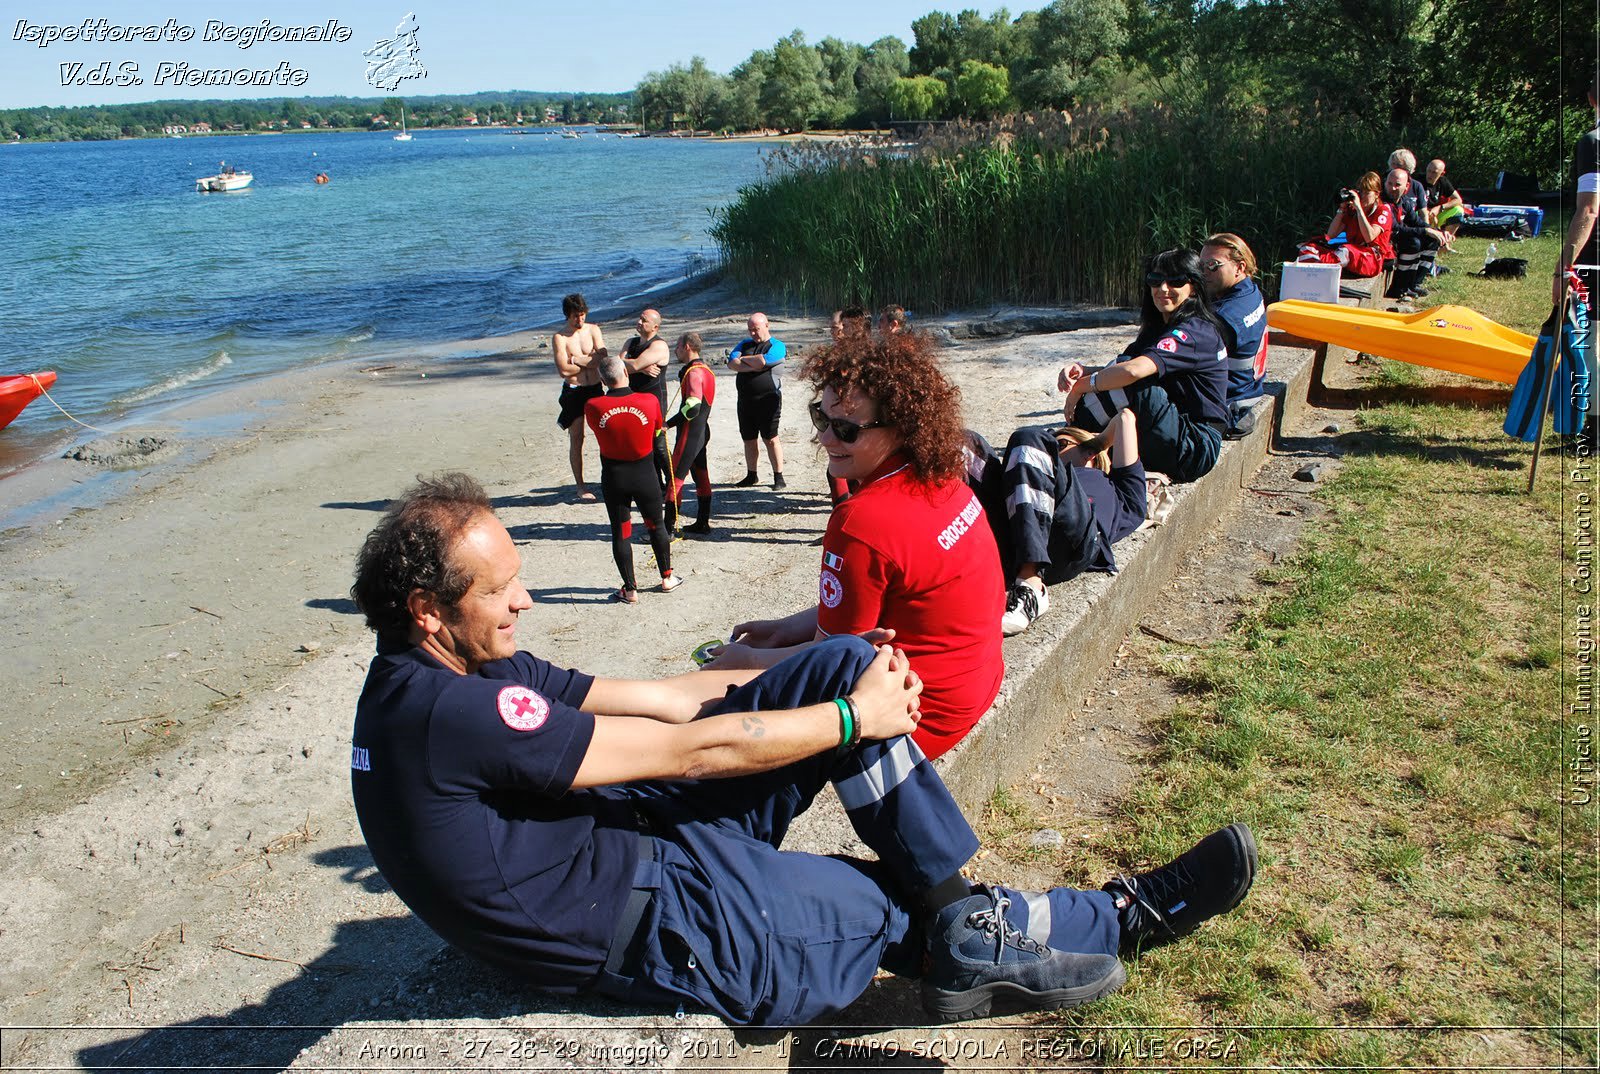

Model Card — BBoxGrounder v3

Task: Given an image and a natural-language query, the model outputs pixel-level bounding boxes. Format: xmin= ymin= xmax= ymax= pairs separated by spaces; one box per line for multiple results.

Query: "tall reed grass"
xmin=711 ymin=107 xmax=1399 ymax=312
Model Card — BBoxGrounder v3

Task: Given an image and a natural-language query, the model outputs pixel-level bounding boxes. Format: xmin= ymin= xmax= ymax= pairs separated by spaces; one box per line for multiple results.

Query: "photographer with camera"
xmin=1294 ymin=171 xmax=1395 ymax=279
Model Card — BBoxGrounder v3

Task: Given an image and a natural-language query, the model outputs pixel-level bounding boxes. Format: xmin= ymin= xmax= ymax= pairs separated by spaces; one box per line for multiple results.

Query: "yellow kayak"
xmin=1266 ymin=300 xmax=1534 ymax=385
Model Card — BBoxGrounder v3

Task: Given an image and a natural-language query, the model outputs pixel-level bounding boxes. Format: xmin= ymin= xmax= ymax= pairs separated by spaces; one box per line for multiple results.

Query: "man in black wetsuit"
xmin=619 ymin=308 xmax=671 ymax=416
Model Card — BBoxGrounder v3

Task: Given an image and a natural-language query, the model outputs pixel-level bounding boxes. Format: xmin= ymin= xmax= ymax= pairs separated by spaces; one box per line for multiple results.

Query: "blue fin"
xmin=1505 ymin=314 xmax=1560 ymax=442
xmin=1553 ymin=298 xmax=1593 ymax=436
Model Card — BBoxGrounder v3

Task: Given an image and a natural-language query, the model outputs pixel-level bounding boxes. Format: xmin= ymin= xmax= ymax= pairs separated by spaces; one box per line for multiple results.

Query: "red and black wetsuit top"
xmin=678 ymin=359 xmax=716 ymax=413
xmin=584 ymin=388 xmax=663 ymax=462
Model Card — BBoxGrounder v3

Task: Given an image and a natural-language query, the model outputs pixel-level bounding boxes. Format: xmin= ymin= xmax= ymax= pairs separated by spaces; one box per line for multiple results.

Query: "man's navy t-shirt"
xmin=351 ymin=637 xmax=638 ymax=991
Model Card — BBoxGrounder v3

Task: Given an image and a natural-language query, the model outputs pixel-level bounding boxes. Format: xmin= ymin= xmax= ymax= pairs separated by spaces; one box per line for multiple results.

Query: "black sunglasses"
xmin=1145 ymin=273 xmax=1192 ymax=287
xmin=809 ymin=399 xmax=888 ymax=443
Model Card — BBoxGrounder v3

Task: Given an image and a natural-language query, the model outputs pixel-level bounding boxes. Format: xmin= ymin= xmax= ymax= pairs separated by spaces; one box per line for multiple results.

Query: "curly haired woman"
xmin=707 ymin=331 xmax=1005 ymax=759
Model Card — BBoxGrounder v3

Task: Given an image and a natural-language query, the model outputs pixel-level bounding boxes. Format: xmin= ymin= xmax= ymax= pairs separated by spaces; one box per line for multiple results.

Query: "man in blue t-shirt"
xmin=348 ymin=473 xmax=1256 ymax=1026
xmin=1199 ymin=233 xmax=1269 ymax=439
xmin=727 ymin=312 xmax=787 ymax=489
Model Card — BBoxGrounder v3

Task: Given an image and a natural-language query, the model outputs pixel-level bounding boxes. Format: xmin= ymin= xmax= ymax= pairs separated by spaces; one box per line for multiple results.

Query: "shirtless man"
xmin=553 ymin=293 xmax=607 ymax=501
xmin=619 ymin=308 xmax=671 ymax=416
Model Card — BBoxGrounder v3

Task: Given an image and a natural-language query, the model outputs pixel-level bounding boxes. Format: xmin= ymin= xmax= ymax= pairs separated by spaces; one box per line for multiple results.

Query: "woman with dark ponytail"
xmin=1056 ymin=248 xmax=1230 ymax=483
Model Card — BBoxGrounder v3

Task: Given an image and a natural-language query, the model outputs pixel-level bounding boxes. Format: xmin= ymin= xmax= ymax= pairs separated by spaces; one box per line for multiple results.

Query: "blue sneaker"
xmin=922 ymin=886 xmax=1125 ymax=1023
xmin=1104 ymin=822 xmax=1257 ymax=953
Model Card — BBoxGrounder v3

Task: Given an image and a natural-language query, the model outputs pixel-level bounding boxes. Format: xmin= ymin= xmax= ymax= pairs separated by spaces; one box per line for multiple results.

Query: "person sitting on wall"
xmin=348 ymin=471 xmax=1260 ymax=1026
xmin=1058 ymin=249 xmax=1230 ymax=485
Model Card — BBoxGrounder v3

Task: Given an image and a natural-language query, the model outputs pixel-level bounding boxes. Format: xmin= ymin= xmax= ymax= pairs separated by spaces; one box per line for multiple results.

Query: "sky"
xmin=0 ymin=0 xmax=1017 ymax=109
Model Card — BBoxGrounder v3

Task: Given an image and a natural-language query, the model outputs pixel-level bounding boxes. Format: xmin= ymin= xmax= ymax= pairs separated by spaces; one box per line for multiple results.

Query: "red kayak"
xmin=0 ymin=372 xmax=55 ymax=430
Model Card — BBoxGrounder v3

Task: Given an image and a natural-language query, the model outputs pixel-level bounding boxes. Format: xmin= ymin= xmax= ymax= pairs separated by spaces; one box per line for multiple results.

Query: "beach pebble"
xmin=1294 ymin=461 xmax=1329 ymax=483
xmin=297 ymin=641 xmax=320 ymax=653
xmin=1030 ymin=829 xmax=1065 ymax=848
xmin=1322 ymin=423 xmax=1342 ymax=434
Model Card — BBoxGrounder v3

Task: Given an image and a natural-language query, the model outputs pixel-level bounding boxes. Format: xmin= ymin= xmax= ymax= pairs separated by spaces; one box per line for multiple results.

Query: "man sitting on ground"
xmin=349 ymin=473 xmax=1257 ymax=1026
xmin=1384 ymin=166 xmax=1446 ymax=301
xmin=1423 ymin=159 xmax=1464 ymax=252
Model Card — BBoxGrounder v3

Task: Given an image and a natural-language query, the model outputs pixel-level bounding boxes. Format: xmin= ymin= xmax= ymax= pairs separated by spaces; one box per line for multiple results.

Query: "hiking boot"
xmin=922 ymin=886 xmax=1125 ymax=1023
xmin=735 ymin=472 xmax=759 ymax=487
xmin=772 ymin=473 xmax=786 ymax=490
xmin=1103 ymin=822 xmax=1257 ymax=954
xmin=1000 ymin=583 xmax=1049 ymax=636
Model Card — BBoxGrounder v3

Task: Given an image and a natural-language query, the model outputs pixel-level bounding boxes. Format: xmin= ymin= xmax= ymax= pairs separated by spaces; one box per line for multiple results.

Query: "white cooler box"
xmin=1278 ymin=262 xmax=1340 ymax=304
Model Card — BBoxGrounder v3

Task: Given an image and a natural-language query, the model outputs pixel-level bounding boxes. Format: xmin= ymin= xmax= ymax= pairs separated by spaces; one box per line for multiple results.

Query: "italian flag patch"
xmin=822 ymin=550 xmax=844 ymax=570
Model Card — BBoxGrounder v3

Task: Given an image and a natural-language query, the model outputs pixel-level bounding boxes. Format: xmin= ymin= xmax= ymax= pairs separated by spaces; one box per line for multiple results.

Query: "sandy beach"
xmin=0 ymin=276 xmax=1142 ymax=1054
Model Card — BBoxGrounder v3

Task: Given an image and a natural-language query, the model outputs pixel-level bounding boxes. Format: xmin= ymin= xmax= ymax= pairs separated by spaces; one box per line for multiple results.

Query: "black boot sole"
xmin=921 ymin=959 xmax=1125 ymax=1023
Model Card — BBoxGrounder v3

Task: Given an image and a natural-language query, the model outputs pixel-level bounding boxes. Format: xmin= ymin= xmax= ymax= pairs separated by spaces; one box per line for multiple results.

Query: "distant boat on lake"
xmin=394 ymin=104 xmax=413 ymax=142
xmin=196 ymin=162 xmax=252 ymax=192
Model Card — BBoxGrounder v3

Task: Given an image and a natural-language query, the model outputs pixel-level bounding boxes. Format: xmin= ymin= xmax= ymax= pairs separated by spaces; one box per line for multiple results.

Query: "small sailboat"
xmin=393 ymin=104 xmax=413 ymax=141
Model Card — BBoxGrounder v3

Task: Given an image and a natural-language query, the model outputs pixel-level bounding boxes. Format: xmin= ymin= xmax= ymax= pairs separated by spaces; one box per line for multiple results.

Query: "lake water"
xmin=0 ymin=130 xmax=770 ymax=470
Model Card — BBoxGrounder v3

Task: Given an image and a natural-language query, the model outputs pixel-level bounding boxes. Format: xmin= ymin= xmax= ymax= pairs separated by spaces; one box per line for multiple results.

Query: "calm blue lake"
xmin=0 ymin=130 xmax=769 ymax=468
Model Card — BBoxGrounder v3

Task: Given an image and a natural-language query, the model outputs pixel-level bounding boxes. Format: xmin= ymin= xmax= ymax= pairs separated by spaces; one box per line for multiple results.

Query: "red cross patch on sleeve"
xmin=497 ymin=686 xmax=550 ymax=732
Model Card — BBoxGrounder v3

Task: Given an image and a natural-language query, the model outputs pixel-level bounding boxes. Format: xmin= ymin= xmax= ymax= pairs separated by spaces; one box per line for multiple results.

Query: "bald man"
xmin=728 ymin=312 xmax=787 ymax=489
xmin=619 ymin=308 xmax=671 ymax=416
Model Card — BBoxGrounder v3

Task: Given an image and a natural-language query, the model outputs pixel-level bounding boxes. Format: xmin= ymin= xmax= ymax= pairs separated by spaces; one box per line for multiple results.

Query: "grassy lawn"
xmin=986 ymin=224 xmax=1596 ymax=1067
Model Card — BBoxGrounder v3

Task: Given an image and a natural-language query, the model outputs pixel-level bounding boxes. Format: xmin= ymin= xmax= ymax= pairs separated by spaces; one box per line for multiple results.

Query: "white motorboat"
xmin=195 ymin=162 xmax=253 ymax=192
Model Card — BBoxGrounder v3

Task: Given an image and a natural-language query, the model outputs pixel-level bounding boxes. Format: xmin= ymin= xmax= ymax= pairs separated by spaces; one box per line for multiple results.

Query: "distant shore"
xmin=5 ymin=126 xmax=876 ymax=145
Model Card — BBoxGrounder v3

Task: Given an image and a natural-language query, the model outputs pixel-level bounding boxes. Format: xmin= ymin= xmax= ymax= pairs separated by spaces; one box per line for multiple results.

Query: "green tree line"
xmin=635 ymin=0 xmax=1592 ymax=144
xmin=0 ymin=91 xmax=633 ymax=142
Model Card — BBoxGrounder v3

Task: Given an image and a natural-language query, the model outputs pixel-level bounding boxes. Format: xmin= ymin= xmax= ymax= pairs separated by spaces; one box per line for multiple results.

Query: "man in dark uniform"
xmin=349 ymin=473 xmax=1258 ymax=1025
xmin=1383 ymin=167 xmax=1446 ymax=301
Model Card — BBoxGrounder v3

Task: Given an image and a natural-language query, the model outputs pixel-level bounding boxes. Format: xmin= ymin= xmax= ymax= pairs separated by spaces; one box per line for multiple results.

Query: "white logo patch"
xmin=497 ymin=686 xmax=549 ymax=732
xmin=819 ymin=569 xmax=844 ymax=608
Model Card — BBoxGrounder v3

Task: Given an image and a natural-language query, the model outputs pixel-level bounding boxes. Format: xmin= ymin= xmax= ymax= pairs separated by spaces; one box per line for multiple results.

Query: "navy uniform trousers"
xmin=996 ymin=427 xmax=1110 ymax=585
xmin=588 ymin=636 xmax=1121 ymax=1025
xmin=1075 ymin=381 xmax=1221 ymax=483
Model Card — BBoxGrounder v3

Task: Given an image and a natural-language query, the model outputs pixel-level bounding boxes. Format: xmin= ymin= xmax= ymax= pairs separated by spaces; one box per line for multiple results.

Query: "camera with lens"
xmin=1338 ymin=188 xmax=1358 ymax=204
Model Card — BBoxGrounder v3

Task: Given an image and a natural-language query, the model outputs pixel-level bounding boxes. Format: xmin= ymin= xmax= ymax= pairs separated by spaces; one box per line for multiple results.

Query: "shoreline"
xmin=0 ymin=267 xmax=734 ymax=528
xmin=0 ymin=284 xmax=1128 ymax=831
